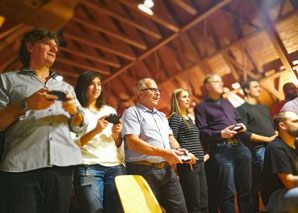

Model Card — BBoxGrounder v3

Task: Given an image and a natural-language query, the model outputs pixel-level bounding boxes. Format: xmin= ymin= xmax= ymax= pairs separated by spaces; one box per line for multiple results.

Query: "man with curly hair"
xmin=0 ymin=28 xmax=86 ymax=213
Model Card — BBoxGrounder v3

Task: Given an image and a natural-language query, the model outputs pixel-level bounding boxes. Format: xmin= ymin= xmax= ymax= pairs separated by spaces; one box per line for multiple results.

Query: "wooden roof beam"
xmin=171 ymin=0 xmax=198 ymax=15
xmin=257 ymin=2 xmax=298 ymax=80
xmin=59 ymin=46 xmax=120 ymax=68
xmin=119 ymin=0 xmax=180 ymax=32
xmin=55 ymin=57 xmax=111 ymax=75
xmin=71 ymin=16 xmax=147 ymax=49
xmin=102 ymin=0 xmax=231 ymax=84
xmin=79 ymin=0 xmax=162 ymax=39
xmin=63 ymin=31 xmax=136 ymax=60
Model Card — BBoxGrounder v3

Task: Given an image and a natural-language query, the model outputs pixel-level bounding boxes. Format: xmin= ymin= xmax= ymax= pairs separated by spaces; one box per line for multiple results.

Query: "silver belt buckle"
xmin=227 ymin=138 xmax=238 ymax=145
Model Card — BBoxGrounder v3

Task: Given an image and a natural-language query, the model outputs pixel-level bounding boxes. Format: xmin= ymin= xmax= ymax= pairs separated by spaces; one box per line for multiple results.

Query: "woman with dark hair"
xmin=169 ymin=88 xmax=208 ymax=213
xmin=73 ymin=71 xmax=124 ymax=213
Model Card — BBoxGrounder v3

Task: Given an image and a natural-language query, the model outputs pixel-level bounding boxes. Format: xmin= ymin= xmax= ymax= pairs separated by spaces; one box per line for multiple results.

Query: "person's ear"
xmin=26 ymin=42 xmax=34 ymax=53
xmin=279 ymin=122 xmax=286 ymax=130
xmin=244 ymin=88 xmax=250 ymax=95
xmin=137 ymin=90 xmax=143 ymax=99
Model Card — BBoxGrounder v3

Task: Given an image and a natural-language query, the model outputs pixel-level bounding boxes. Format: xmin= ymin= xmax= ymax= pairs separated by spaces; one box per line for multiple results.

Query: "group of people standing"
xmin=0 ymin=28 xmax=298 ymax=213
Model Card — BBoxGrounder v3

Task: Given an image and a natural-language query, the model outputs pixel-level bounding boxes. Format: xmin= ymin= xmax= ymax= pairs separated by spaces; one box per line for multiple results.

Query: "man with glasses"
xmin=271 ymin=82 xmax=298 ymax=119
xmin=121 ymin=78 xmax=192 ymax=213
xmin=195 ymin=74 xmax=253 ymax=213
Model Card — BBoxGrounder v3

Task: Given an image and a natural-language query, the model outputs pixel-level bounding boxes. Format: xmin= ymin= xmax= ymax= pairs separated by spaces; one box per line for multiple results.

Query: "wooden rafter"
xmin=103 ymin=0 xmax=231 ymax=84
xmin=59 ymin=46 xmax=120 ymax=68
xmin=79 ymin=0 xmax=162 ymax=39
xmin=63 ymin=31 xmax=136 ymax=60
xmin=171 ymin=0 xmax=198 ymax=15
xmin=258 ymin=3 xmax=298 ymax=79
xmin=55 ymin=57 xmax=111 ymax=75
xmin=119 ymin=0 xmax=180 ymax=32
xmin=71 ymin=17 xmax=146 ymax=49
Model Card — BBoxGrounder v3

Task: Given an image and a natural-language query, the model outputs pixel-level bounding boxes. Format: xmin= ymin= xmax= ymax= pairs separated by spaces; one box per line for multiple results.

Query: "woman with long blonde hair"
xmin=169 ymin=88 xmax=208 ymax=213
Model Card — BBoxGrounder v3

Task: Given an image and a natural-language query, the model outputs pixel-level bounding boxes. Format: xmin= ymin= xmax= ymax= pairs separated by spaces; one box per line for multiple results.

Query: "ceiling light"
xmin=56 ymin=75 xmax=63 ymax=81
xmin=144 ymin=0 xmax=154 ymax=8
xmin=138 ymin=4 xmax=153 ymax=15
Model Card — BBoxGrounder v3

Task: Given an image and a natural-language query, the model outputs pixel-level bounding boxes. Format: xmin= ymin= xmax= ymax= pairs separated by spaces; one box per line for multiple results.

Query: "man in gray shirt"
xmin=121 ymin=78 xmax=193 ymax=213
xmin=0 ymin=29 xmax=86 ymax=213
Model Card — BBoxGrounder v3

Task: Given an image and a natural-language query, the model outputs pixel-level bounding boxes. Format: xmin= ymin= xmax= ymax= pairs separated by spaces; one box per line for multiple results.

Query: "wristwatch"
xmin=19 ymin=100 xmax=28 ymax=112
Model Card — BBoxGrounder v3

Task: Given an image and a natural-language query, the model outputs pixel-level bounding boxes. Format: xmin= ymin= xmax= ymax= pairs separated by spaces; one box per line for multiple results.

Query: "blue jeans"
xmin=267 ymin=188 xmax=298 ymax=213
xmin=126 ymin=163 xmax=188 ymax=213
xmin=73 ymin=164 xmax=125 ymax=213
xmin=210 ymin=142 xmax=253 ymax=213
xmin=177 ymin=161 xmax=208 ymax=213
xmin=252 ymin=146 xmax=265 ymax=172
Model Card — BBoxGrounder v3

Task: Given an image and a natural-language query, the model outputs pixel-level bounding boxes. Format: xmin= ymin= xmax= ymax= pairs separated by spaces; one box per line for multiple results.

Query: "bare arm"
xmin=249 ymin=133 xmax=277 ymax=143
xmin=169 ymin=134 xmax=181 ymax=150
xmin=125 ymin=134 xmax=184 ymax=164
xmin=80 ymin=115 xmax=109 ymax=146
xmin=112 ymin=121 xmax=122 ymax=147
xmin=278 ymin=173 xmax=298 ymax=189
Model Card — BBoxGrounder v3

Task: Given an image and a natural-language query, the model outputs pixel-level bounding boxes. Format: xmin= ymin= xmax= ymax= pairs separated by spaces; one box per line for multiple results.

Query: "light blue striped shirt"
xmin=0 ymin=68 xmax=86 ymax=172
xmin=121 ymin=103 xmax=172 ymax=163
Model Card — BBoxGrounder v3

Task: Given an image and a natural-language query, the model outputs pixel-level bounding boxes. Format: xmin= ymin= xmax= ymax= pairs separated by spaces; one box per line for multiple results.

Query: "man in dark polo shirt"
xmin=195 ymin=74 xmax=253 ymax=213
xmin=262 ymin=111 xmax=298 ymax=213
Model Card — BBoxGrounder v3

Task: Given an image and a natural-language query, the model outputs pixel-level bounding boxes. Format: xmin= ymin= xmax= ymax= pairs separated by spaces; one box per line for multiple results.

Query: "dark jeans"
xmin=210 ymin=142 xmax=253 ymax=213
xmin=73 ymin=164 xmax=125 ymax=213
xmin=0 ymin=166 xmax=74 ymax=213
xmin=251 ymin=146 xmax=266 ymax=212
xmin=177 ymin=161 xmax=208 ymax=213
xmin=126 ymin=163 xmax=188 ymax=213
xmin=205 ymin=157 xmax=219 ymax=213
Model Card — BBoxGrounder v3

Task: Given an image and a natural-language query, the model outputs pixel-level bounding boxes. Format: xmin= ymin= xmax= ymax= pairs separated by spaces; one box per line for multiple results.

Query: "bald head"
xmin=274 ymin=111 xmax=298 ymax=137
xmin=283 ymin=82 xmax=297 ymax=100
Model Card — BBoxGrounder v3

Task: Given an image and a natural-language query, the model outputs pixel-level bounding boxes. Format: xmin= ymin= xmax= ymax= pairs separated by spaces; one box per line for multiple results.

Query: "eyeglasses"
xmin=140 ymin=88 xmax=162 ymax=93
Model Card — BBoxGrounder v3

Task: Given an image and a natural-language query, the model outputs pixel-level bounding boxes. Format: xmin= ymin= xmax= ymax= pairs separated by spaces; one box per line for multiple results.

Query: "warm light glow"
xmin=293 ymin=60 xmax=298 ymax=65
xmin=0 ymin=16 xmax=5 ymax=28
xmin=56 ymin=75 xmax=63 ymax=81
xmin=264 ymin=70 xmax=275 ymax=77
xmin=226 ymin=93 xmax=245 ymax=108
xmin=144 ymin=0 xmax=154 ymax=8
xmin=231 ymin=82 xmax=240 ymax=90
xmin=138 ymin=4 xmax=153 ymax=15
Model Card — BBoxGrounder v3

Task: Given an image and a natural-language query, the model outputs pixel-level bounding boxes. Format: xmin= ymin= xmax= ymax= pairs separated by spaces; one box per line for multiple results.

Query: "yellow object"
xmin=115 ymin=175 xmax=162 ymax=213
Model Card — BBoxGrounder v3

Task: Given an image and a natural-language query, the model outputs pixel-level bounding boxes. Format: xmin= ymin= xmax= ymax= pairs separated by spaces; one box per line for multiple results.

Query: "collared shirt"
xmin=121 ymin=103 xmax=172 ymax=163
xmin=195 ymin=97 xmax=242 ymax=144
xmin=280 ymin=97 xmax=298 ymax=114
xmin=0 ymin=68 xmax=86 ymax=172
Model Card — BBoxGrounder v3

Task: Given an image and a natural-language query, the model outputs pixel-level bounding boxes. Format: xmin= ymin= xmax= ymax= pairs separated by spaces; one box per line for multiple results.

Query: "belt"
xmin=224 ymin=138 xmax=241 ymax=146
xmin=128 ymin=161 xmax=169 ymax=169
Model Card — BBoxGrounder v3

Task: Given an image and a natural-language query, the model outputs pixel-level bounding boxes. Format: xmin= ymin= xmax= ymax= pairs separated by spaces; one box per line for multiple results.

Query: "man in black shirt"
xmin=237 ymin=79 xmax=277 ymax=212
xmin=262 ymin=111 xmax=298 ymax=212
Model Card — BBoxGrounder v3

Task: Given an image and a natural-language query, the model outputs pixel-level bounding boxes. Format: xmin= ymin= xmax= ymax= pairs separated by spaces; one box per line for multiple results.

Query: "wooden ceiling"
xmin=1 ymin=0 xmax=298 ymax=113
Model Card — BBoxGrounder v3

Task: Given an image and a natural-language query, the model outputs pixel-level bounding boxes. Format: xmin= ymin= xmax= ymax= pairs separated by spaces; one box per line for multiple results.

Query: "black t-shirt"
xmin=261 ymin=137 xmax=298 ymax=205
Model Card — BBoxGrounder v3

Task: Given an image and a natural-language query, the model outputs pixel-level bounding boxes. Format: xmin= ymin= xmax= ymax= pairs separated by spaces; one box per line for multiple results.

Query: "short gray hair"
xmin=135 ymin=78 xmax=154 ymax=99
